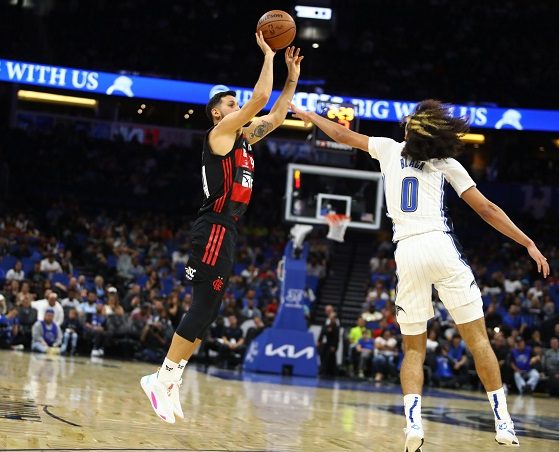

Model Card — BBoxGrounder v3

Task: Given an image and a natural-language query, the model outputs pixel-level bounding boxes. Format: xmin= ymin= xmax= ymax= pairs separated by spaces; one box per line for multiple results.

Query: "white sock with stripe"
xmin=157 ymin=358 xmax=183 ymax=383
xmin=487 ymin=388 xmax=511 ymax=423
xmin=403 ymin=394 xmax=422 ymax=428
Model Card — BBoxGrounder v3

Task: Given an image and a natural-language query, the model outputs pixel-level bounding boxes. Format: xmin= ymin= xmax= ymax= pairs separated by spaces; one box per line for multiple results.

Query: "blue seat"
xmin=22 ymin=257 xmax=35 ymax=275
xmin=0 ymin=255 xmax=17 ymax=272
xmin=233 ymin=263 xmax=247 ymax=275
xmin=160 ymin=277 xmax=174 ymax=296
xmin=51 ymin=273 xmax=70 ymax=286
xmin=175 ymin=262 xmax=185 ymax=280
xmin=107 ymin=254 xmax=117 ymax=269
xmin=135 ymin=274 xmax=148 ymax=288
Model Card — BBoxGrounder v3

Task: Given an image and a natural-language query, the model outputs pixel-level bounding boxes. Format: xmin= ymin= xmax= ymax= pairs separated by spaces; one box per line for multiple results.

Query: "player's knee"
xmin=175 ymin=308 xmax=215 ymax=342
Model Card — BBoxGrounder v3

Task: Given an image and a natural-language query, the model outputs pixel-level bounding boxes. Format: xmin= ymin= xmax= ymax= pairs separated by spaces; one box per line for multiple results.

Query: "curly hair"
xmin=401 ymin=99 xmax=470 ymax=161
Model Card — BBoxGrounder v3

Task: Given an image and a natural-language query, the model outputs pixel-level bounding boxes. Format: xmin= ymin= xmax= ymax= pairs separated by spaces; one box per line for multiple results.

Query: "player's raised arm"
xmin=290 ymin=102 xmax=369 ymax=152
xmin=461 ymin=186 xmax=550 ymax=277
xmin=213 ymin=32 xmax=275 ymax=136
xmin=244 ymin=46 xmax=304 ymax=144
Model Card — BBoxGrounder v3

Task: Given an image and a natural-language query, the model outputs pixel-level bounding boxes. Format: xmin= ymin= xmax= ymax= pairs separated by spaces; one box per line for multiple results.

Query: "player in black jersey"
xmin=141 ymin=31 xmax=304 ymax=424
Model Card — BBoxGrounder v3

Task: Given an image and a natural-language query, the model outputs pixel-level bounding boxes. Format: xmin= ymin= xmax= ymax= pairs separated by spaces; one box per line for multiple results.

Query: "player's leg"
xmin=393 ymin=238 xmax=432 ymax=452
xmin=435 ymin=233 xmax=518 ymax=446
xmin=442 ymin=296 xmax=519 ymax=445
xmin=400 ymin=328 xmax=427 ymax=452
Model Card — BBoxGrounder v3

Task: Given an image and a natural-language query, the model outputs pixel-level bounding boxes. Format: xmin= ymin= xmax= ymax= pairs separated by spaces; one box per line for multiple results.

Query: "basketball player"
xmin=141 ymin=32 xmax=304 ymax=424
xmin=290 ymin=100 xmax=550 ymax=450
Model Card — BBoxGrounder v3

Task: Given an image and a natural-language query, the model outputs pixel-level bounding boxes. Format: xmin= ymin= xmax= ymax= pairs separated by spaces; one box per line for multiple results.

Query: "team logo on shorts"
xmin=185 ymin=266 xmax=197 ymax=280
xmin=395 ymin=305 xmax=406 ymax=317
xmin=212 ymin=276 xmax=224 ymax=292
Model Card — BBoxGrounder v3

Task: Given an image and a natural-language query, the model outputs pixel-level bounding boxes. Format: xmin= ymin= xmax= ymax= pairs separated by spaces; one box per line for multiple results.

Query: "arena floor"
xmin=0 ymin=350 xmax=557 ymax=451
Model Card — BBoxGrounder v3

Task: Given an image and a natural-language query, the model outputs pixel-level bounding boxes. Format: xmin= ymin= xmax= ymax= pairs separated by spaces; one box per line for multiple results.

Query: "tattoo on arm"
xmin=249 ymin=120 xmax=273 ymax=139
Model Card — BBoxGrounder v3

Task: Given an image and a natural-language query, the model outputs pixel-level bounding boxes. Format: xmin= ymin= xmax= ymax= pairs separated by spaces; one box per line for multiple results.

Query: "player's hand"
xmin=255 ymin=31 xmax=275 ymax=57
xmin=285 ymin=46 xmax=304 ymax=78
xmin=527 ymin=243 xmax=550 ymax=278
xmin=290 ymin=102 xmax=313 ymax=125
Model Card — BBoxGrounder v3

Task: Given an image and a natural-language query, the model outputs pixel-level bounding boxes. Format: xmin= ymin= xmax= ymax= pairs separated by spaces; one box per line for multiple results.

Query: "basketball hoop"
xmin=325 ymin=213 xmax=350 ymax=242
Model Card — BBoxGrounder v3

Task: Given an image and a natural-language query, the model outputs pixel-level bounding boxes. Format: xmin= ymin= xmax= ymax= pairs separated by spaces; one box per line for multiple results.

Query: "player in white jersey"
xmin=291 ymin=100 xmax=550 ymax=450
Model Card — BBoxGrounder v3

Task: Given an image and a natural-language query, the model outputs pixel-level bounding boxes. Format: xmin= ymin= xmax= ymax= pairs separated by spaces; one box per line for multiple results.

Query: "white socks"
xmin=403 ymin=394 xmax=422 ymax=428
xmin=487 ymin=387 xmax=511 ymax=422
xmin=157 ymin=358 xmax=188 ymax=383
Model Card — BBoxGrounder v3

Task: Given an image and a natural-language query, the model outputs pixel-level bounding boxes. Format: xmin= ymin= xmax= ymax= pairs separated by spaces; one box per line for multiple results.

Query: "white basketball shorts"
xmin=394 ymin=230 xmax=483 ymax=335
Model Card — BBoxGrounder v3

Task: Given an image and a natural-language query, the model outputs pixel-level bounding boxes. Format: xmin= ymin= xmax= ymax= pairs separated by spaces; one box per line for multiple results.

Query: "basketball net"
xmin=325 ymin=213 xmax=350 ymax=242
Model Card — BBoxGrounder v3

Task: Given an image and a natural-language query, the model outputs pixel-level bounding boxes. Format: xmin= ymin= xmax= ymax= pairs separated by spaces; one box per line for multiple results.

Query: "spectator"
xmin=245 ymin=315 xmax=266 ymax=347
xmin=264 ymin=296 xmax=279 ymax=322
xmin=93 ymin=275 xmax=106 ymax=301
xmin=39 ymin=253 xmax=63 ymax=274
xmin=32 ymin=291 xmax=64 ymax=326
xmin=355 ymin=329 xmax=375 ymax=378
xmin=60 ymin=308 xmax=82 ymax=355
xmin=241 ymin=295 xmax=262 ymax=321
xmin=448 ymin=334 xmax=469 ymax=386
xmin=105 ymin=305 xmax=135 ymax=356
xmin=84 ymin=302 xmax=107 ymax=357
xmin=544 ymin=337 xmax=559 ymax=396
xmin=217 ymin=315 xmax=246 ymax=368
xmin=5 ymin=260 xmax=25 ymax=282
xmin=116 ymin=247 xmax=136 ymax=280
xmin=122 ymin=284 xmax=143 ymax=313
xmin=433 ymin=344 xmax=458 ymax=388
xmin=348 ymin=317 xmax=367 ymax=376
xmin=318 ymin=311 xmax=340 ymax=377
xmin=138 ymin=306 xmax=174 ymax=363
xmin=80 ymin=291 xmax=99 ymax=316
xmin=0 ymin=307 xmax=19 ymax=349
xmin=511 ymin=336 xmax=540 ymax=394
xmin=167 ymin=292 xmax=185 ymax=329
xmin=240 ymin=264 xmax=259 ymax=286
xmin=372 ymin=329 xmax=398 ymax=382
xmin=17 ymin=295 xmax=37 ymax=348
xmin=31 ymin=308 xmax=62 ymax=353
xmin=492 ymin=332 xmax=513 ymax=391
xmin=61 ymin=288 xmax=81 ymax=311
xmin=171 ymin=244 xmax=190 ymax=267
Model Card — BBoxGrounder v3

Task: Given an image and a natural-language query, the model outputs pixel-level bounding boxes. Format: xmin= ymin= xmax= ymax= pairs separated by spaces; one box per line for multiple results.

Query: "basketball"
xmin=256 ymin=10 xmax=296 ymax=50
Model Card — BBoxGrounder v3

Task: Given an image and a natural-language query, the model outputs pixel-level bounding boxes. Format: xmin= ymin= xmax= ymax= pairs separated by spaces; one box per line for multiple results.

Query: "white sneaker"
xmin=403 ymin=424 xmax=424 ymax=452
xmin=167 ymin=379 xmax=184 ymax=419
xmin=495 ymin=420 xmax=519 ymax=447
xmin=140 ymin=372 xmax=175 ymax=424
xmin=90 ymin=349 xmax=100 ymax=357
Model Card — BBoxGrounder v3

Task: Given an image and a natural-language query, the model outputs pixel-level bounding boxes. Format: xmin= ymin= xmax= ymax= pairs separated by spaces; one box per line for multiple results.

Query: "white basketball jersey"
xmin=368 ymin=137 xmax=476 ymax=242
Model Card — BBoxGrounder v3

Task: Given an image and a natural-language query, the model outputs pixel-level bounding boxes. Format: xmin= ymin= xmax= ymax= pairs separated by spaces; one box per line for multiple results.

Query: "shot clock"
xmin=313 ymin=101 xmax=360 ymax=153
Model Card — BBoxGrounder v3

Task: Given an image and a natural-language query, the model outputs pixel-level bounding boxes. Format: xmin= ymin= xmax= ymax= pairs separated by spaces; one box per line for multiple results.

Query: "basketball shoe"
xmin=167 ymin=379 xmax=184 ymax=419
xmin=140 ymin=372 xmax=175 ymax=424
xmin=403 ymin=424 xmax=424 ymax=452
xmin=495 ymin=420 xmax=519 ymax=447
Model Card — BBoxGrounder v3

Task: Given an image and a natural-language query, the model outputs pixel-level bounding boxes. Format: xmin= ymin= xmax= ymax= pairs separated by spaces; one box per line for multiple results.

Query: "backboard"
xmin=284 ymin=163 xmax=384 ymax=231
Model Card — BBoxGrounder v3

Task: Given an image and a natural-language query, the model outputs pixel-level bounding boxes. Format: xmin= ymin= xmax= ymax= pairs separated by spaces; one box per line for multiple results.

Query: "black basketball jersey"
xmin=198 ymin=128 xmax=255 ymax=222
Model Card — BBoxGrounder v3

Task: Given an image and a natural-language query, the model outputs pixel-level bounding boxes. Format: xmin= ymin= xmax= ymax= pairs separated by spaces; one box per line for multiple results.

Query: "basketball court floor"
xmin=0 ymin=350 xmax=557 ymax=451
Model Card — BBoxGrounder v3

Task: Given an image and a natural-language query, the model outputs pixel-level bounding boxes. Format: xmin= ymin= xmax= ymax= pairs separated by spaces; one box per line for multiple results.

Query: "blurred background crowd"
xmin=0 ymin=0 xmax=558 ymax=398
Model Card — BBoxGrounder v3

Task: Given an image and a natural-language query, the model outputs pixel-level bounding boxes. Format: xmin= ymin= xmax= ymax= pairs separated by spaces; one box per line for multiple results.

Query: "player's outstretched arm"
xmin=290 ymin=103 xmax=369 ymax=151
xmin=244 ymin=46 xmax=304 ymax=144
xmin=461 ymin=186 xmax=550 ymax=277
xmin=215 ymin=31 xmax=275 ymax=135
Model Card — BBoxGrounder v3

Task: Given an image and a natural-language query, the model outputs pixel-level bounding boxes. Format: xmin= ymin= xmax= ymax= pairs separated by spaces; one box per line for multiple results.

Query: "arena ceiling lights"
xmin=17 ymin=90 xmax=98 ymax=108
xmin=294 ymin=6 xmax=332 ymax=20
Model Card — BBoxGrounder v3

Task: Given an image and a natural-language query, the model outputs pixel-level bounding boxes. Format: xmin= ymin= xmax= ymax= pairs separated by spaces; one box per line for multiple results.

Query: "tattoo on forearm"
xmin=249 ymin=120 xmax=273 ymax=139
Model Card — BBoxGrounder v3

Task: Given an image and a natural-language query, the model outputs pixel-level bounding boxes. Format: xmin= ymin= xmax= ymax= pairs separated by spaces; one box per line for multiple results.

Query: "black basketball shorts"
xmin=185 ymin=216 xmax=237 ymax=288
